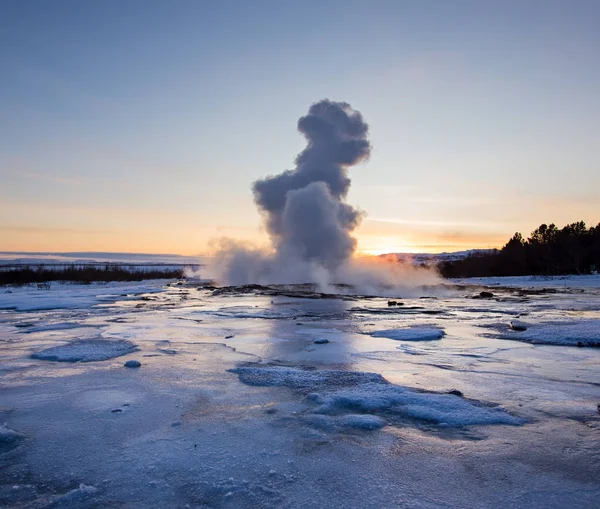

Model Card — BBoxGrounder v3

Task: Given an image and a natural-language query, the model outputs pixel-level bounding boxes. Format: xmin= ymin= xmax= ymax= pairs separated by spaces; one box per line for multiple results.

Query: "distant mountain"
xmin=0 ymin=251 xmax=203 ymax=265
xmin=0 ymin=250 xmax=495 ymax=268
xmin=380 ymin=250 xmax=499 ymax=265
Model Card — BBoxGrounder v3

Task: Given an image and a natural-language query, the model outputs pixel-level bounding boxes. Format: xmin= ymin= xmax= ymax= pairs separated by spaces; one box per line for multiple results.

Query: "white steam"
xmin=201 ymin=99 xmax=441 ymax=293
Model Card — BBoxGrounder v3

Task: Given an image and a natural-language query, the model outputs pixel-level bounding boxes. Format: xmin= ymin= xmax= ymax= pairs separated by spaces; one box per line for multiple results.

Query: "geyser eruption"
xmin=253 ymin=99 xmax=370 ymax=272
xmin=211 ymin=100 xmax=370 ymax=285
xmin=208 ymin=99 xmax=440 ymax=292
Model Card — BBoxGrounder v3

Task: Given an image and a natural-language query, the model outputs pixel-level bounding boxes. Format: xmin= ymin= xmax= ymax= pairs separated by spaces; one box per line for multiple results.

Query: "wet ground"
xmin=1 ymin=277 xmax=599 ymax=508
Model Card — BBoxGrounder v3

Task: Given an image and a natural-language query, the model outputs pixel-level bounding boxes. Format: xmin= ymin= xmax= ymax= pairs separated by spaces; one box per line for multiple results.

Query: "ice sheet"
xmin=31 ymin=339 xmax=138 ymax=362
xmin=1 ymin=275 xmax=599 ymax=508
xmin=231 ymin=366 xmax=523 ymax=427
xmin=494 ymin=319 xmax=600 ymax=346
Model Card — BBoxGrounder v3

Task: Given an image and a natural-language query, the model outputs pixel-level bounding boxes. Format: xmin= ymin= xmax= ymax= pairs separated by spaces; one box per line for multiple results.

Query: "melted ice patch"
xmin=31 ymin=339 xmax=138 ymax=362
xmin=369 ymin=326 xmax=445 ymax=341
xmin=231 ymin=367 xmax=524 ymax=428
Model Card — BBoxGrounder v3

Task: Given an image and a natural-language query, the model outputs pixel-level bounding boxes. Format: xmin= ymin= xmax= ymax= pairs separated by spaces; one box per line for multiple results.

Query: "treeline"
xmin=439 ymin=221 xmax=600 ymax=278
xmin=0 ymin=264 xmax=184 ymax=285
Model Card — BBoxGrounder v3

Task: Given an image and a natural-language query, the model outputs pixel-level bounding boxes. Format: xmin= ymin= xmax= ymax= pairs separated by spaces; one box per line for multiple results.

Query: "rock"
xmin=111 ymin=408 xmax=123 ymax=413
xmin=510 ymin=319 xmax=528 ymax=331
xmin=448 ymin=389 xmax=463 ymax=397
xmin=225 ymin=335 xmax=234 ymax=339
xmin=314 ymin=339 xmax=329 ymax=344
xmin=479 ymin=291 xmax=494 ymax=298
xmin=124 ymin=360 xmax=142 ymax=368
xmin=387 ymin=300 xmax=398 ymax=306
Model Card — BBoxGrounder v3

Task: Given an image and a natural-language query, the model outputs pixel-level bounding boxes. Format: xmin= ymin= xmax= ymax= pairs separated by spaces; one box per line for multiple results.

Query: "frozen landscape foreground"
xmin=1 ymin=275 xmax=599 ymax=508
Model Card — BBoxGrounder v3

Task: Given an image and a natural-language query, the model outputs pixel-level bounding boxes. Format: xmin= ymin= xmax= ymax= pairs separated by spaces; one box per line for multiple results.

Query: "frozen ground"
xmin=0 ymin=276 xmax=599 ymax=508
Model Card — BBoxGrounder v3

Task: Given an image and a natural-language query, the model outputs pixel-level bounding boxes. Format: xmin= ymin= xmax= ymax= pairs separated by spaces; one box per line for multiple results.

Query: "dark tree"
xmin=438 ymin=220 xmax=599 ymax=278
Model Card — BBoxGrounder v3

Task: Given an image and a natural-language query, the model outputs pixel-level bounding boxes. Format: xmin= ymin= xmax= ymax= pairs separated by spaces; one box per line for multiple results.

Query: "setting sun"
xmin=356 ymin=236 xmax=422 ymax=256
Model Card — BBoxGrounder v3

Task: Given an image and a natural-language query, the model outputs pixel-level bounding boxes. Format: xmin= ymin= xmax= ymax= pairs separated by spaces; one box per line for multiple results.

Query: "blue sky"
xmin=1 ymin=0 xmax=599 ymax=254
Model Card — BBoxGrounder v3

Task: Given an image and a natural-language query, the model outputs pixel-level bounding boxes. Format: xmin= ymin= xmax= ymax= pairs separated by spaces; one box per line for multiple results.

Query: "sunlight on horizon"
xmin=1 ymin=2 xmax=598 ymax=256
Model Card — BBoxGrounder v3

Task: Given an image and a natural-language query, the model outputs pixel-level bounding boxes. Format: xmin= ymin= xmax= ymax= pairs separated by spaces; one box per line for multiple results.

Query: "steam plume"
xmin=206 ymin=99 xmax=440 ymax=291
xmin=253 ymin=99 xmax=370 ymax=272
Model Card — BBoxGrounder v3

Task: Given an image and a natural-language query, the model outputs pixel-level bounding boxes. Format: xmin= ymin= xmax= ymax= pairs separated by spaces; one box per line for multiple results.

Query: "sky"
xmin=1 ymin=0 xmax=599 ymax=256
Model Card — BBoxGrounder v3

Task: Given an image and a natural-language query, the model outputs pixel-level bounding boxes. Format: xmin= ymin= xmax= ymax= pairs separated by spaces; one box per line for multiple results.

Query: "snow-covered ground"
xmin=1 ymin=276 xmax=599 ymax=508
xmin=452 ymin=273 xmax=600 ymax=289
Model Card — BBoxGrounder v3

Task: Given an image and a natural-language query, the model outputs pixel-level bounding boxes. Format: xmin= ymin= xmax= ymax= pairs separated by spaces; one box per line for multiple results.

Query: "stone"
xmin=124 ymin=360 xmax=142 ymax=368
xmin=510 ymin=320 xmax=528 ymax=331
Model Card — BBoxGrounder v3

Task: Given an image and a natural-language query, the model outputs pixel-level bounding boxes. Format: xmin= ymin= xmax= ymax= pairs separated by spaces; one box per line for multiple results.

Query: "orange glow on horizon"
xmin=0 ymin=229 xmax=507 ymax=257
xmin=354 ymin=231 xmax=505 ymax=257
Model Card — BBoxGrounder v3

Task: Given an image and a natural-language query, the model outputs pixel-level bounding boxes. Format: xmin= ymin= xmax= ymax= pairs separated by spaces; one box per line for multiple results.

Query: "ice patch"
xmin=31 ymin=339 xmax=138 ymax=362
xmin=0 ymin=424 xmax=25 ymax=443
xmin=370 ymin=327 xmax=445 ymax=341
xmin=454 ymin=274 xmax=600 ymax=289
xmin=0 ymin=281 xmax=165 ymax=311
xmin=500 ymin=319 xmax=600 ymax=346
xmin=229 ymin=366 xmax=386 ymax=389
xmin=231 ymin=367 xmax=523 ymax=428
xmin=53 ymin=484 xmax=99 ymax=504
xmin=18 ymin=321 xmax=96 ymax=333
xmin=0 ymin=424 xmax=25 ymax=453
xmin=301 ymin=414 xmax=337 ymax=431
xmin=302 ymin=413 xmax=386 ymax=431
xmin=308 ymin=383 xmax=523 ymax=427
xmin=338 ymin=414 xmax=386 ymax=430
xmin=210 ymin=309 xmax=292 ymax=320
